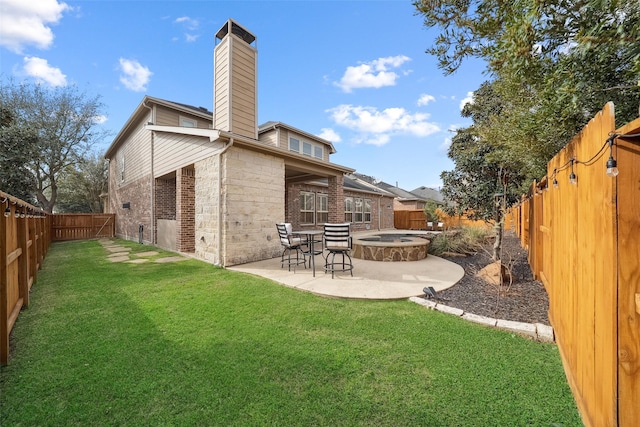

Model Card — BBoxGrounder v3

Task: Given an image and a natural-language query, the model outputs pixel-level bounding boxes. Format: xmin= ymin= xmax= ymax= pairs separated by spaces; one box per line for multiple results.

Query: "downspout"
xmin=217 ymin=137 xmax=234 ymax=267
xmin=378 ymin=194 xmax=383 ymax=230
xmin=143 ymin=100 xmax=154 ymax=245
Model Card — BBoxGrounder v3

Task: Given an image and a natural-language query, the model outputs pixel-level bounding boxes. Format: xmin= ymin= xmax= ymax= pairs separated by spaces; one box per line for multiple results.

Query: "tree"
xmin=56 ymin=152 xmax=108 ymax=213
xmin=414 ymin=0 xmax=640 ymax=178
xmin=0 ymin=80 xmax=107 ymax=212
xmin=0 ymin=106 xmax=38 ymax=202
xmin=440 ymin=81 xmax=525 ymax=260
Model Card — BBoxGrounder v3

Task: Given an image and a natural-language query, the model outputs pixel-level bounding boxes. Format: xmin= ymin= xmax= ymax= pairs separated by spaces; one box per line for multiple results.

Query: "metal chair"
xmin=323 ymin=223 xmax=353 ymax=279
xmin=276 ymin=223 xmax=307 ymax=271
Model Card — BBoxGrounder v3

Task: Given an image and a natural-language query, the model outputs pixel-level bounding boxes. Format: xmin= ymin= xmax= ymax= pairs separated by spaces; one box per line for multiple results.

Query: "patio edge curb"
xmin=408 ymin=296 xmax=555 ymax=343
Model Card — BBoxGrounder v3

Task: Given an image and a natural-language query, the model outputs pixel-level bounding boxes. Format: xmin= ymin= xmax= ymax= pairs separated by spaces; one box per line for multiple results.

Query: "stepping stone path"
xmin=98 ymin=239 xmax=186 ymax=264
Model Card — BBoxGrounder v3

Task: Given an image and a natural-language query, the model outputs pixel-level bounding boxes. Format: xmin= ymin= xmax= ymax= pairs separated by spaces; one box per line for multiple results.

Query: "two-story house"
xmin=104 ymin=19 xmax=395 ymax=266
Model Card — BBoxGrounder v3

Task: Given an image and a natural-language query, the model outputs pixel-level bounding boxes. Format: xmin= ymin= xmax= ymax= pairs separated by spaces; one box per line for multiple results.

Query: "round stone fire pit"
xmin=352 ymin=232 xmax=429 ymax=262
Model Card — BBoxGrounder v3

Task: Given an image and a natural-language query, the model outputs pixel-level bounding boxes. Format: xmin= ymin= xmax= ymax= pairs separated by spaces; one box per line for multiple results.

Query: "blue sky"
xmin=0 ymin=0 xmax=487 ymax=191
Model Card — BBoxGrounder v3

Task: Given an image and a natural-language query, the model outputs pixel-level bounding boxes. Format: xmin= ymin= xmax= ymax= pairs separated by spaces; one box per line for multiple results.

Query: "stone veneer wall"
xmin=194 ymin=156 xmax=220 ymax=264
xmin=222 ymin=146 xmax=284 ymax=266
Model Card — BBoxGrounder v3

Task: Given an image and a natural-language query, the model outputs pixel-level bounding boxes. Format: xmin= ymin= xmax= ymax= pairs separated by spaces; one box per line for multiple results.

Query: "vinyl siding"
xmin=156 ymin=105 xmax=211 ymax=129
xmin=154 ymin=133 xmax=226 ymax=178
xmin=116 ymin=116 xmax=152 ymax=184
xmin=213 ymin=37 xmax=230 ymax=130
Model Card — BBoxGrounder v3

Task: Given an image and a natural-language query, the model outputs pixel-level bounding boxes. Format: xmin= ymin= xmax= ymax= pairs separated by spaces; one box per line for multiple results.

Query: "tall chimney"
xmin=213 ymin=19 xmax=258 ymax=140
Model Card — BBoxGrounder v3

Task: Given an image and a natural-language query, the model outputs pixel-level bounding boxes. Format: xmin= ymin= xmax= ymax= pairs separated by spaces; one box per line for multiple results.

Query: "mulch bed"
xmin=437 ymin=231 xmax=550 ymax=325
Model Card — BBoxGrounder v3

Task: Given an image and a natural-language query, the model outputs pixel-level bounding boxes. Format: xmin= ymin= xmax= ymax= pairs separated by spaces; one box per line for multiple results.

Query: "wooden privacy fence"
xmin=394 ymin=209 xmax=492 ymax=230
xmin=51 ymin=213 xmax=115 ymax=241
xmin=1 ymin=191 xmax=51 ymax=365
xmin=505 ymin=103 xmax=640 ymax=427
xmin=1 ymin=191 xmax=116 ymax=364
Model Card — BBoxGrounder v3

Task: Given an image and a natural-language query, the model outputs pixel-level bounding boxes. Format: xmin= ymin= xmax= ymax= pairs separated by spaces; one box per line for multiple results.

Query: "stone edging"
xmin=409 ymin=297 xmax=555 ymax=343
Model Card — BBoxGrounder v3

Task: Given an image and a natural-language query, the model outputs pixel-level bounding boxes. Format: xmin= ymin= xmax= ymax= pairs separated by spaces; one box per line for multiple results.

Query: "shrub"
xmin=428 ymin=226 xmax=491 ymax=256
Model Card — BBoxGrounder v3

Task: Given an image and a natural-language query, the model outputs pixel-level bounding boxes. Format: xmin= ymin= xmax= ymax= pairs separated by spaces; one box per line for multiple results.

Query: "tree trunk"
xmin=492 ymin=219 xmax=503 ymax=262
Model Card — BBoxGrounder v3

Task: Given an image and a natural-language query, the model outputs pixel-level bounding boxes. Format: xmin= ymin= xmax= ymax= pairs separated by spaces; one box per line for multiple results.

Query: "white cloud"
xmin=175 ymin=16 xmax=199 ymax=42
xmin=0 ymin=0 xmax=70 ymax=53
xmin=417 ymin=94 xmax=436 ymax=106
xmin=459 ymin=91 xmax=474 ymax=111
xmin=93 ymin=114 xmax=108 ymax=124
xmin=335 ymin=55 xmax=411 ymax=93
xmin=23 ymin=56 xmax=66 ymax=86
xmin=118 ymin=58 xmax=152 ymax=92
xmin=326 ymin=104 xmax=440 ymax=146
xmin=439 ymin=137 xmax=452 ymax=153
xmin=175 ymin=16 xmax=199 ymax=31
xmin=317 ymin=128 xmax=341 ymax=143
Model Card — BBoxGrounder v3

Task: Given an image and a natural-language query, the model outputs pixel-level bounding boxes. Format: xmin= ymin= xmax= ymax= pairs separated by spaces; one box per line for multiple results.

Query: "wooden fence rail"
xmin=505 ymin=104 xmax=640 ymax=427
xmin=51 ymin=213 xmax=115 ymax=241
xmin=1 ymin=192 xmax=115 ymax=365
xmin=1 ymin=191 xmax=51 ymax=365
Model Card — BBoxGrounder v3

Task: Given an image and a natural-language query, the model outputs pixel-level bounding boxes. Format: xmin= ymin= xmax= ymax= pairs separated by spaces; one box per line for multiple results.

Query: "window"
xmin=300 ymin=191 xmax=315 ymax=224
xmin=120 ymin=154 xmax=125 ymax=182
xmin=289 ymin=137 xmax=300 ymax=153
xmin=364 ymin=199 xmax=372 ymax=222
xmin=289 ymin=136 xmax=324 ymax=160
xmin=180 ymin=117 xmax=197 ymax=128
xmin=317 ymin=194 xmax=328 ymax=224
xmin=302 ymin=141 xmax=312 ymax=156
xmin=354 ymin=198 xmax=363 ymax=222
xmin=344 ymin=197 xmax=353 ymax=223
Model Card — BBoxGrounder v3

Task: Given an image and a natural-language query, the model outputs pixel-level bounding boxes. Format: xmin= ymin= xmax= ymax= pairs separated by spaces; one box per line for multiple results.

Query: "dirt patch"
xmin=438 ymin=231 xmax=550 ymax=325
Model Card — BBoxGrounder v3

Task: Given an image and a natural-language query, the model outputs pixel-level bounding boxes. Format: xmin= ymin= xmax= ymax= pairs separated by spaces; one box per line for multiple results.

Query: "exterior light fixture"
xmin=553 ymin=178 xmax=558 ymax=189
xmin=4 ymin=206 xmax=10 ymax=217
xmin=606 ymin=135 xmax=619 ymax=177
xmin=569 ymin=158 xmax=577 ymax=185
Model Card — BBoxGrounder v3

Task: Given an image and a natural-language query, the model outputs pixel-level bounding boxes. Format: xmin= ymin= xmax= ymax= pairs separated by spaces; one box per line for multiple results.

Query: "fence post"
xmin=1 ymin=199 xmax=8 ymax=365
xmin=17 ymin=212 xmax=29 ymax=309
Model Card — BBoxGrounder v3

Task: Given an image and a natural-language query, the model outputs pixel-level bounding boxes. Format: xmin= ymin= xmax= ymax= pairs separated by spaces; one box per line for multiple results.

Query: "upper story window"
xmin=289 ymin=136 xmax=324 ymax=160
xmin=180 ymin=117 xmax=197 ymax=128
xmin=120 ymin=154 xmax=125 ymax=182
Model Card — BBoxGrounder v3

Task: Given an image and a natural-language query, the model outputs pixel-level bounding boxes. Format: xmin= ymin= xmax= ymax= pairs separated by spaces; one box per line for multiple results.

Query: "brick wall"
xmin=176 ymin=167 xmax=195 ymax=253
xmin=108 ymin=160 xmax=152 ymax=243
xmin=286 ymin=181 xmax=395 ymax=232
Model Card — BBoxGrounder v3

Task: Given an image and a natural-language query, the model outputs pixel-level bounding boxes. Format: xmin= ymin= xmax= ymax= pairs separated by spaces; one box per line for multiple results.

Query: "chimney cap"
xmin=215 ymin=19 xmax=256 ymax=45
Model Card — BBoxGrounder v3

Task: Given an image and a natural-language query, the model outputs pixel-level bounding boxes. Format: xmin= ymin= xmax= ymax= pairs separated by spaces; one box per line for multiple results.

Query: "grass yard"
xmin=0 ymin=239 xmax=581 ymax=426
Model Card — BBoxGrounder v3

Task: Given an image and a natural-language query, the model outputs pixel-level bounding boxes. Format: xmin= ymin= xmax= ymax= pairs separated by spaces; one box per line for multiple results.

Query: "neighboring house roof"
xmin=351 ymin=173 xmax=423 ymax=202
xmin=259 ymin=121 xmax=337 ymax=154
xmin=410 ymin=186 xmax=444 ymax=204
xmin=302 ymin=176 xmax=396 ymax=198
xmin=105 ymin=96 xmax=213 ymax=159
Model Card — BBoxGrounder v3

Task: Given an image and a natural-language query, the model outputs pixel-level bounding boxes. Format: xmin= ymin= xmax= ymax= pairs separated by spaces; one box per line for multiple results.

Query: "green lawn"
xmin=1 ymin=239 xmax=581 ymax=426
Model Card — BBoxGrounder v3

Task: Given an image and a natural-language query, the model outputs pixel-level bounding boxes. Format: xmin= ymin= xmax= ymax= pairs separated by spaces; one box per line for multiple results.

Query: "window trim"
xmin=364 ymin=198 xmax=372 ymax=223
xmin=316 ymin=193 xmax=328 ymax=225
xmin=289 ymin=136 xmax=324 ymax=160
xmin=300 ymin=191 xmax=315 ymax=225
xmin=180 ymin=116 xmax=197 ymax=128
xmin=344 ymin=197 xmax=353 ymax=223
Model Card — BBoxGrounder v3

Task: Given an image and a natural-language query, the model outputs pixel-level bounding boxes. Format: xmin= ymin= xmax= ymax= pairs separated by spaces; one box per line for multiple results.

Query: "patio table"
xmin=292 ymin=230 xmax=324 ymax=277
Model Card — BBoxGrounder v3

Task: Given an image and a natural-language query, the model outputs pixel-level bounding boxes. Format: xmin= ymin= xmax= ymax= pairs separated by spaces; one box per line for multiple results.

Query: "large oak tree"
xmin=0 ymin=81 xmax=107 ymax=212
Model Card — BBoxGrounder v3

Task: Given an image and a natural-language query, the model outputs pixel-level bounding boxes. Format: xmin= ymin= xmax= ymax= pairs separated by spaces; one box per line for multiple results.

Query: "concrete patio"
xmin=228 ymin=253 xmax=465 ymax=300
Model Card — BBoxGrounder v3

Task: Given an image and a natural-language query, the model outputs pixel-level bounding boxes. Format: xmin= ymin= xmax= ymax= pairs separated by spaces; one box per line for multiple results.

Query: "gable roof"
xmin=410 ymin=186 xmax=444 ymax=203
xmin=259 ymin=121 xmax=337 ymax=154
xmin=105 ymin=96 xmax=213 ymax=159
